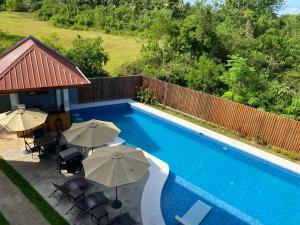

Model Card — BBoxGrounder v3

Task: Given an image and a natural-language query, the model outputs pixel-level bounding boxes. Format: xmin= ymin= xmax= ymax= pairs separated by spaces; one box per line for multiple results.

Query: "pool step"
xmin=175 ymin=200 xmax=212 ymax=225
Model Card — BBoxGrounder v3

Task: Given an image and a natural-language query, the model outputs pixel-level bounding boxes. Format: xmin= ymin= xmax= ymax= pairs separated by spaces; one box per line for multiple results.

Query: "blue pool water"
xmin=72 ymin=103 xmax=300 ymax=225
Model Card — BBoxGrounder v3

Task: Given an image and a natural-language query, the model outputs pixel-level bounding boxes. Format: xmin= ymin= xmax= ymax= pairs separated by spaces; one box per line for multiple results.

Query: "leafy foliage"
xmin=137 ymin=85 xmax=157 ymax=105
xmin=66 ymin=35 xmax=109 ymax=77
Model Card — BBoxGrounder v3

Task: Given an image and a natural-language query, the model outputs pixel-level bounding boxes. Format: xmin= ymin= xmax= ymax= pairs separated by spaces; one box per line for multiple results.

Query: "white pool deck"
xmin=70 ymin=99 xmax=300 ymax=225
xmin=139 ymin=149 xmax=169 ymax=225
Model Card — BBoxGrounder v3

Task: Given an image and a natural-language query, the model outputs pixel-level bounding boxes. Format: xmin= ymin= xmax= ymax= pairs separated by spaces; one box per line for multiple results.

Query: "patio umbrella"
xmin=0 ymin=108 xmax=48 ymax=132
xmin=61 ymin=119 xmax=121 ymax=150
xmin=0 ymin=107 xmax=48 ymax=149
xmin=82 ymin=145 xmax=150 ymax=209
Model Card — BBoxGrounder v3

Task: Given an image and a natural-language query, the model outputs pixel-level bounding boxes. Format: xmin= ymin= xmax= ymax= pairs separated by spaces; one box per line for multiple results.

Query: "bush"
xmin=118 ymin=61 xmax=144 ymax=76
xmin=66 ymin=36 xmax=109 ymax=77
xmin=137 ymin=86 xmax=157 ymax=105
xmin=5 ymin=0 xmax=25 ymax=11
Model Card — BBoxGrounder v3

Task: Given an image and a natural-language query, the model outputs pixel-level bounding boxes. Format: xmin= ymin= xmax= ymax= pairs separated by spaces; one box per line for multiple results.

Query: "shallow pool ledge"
xmin=139 ymin=149 xmax=169 ymax=225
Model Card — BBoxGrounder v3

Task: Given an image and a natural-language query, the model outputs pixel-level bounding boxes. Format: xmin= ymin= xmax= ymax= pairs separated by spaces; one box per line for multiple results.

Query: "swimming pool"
xmin=71 ymin=102 xmax=300 ymax=225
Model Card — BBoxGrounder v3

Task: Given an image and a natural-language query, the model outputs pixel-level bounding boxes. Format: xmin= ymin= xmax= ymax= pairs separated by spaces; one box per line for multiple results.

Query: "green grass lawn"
xmin=0 ymin=211 xmax=9 ymax=225
xmin=0 ymin=11 xmax=143 ymax=75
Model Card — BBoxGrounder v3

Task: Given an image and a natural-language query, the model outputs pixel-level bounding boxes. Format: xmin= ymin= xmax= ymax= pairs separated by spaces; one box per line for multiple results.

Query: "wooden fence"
xmin=78 ymin=76 xmax=300 ymax=153
xmin=143 ymin=77 xmax=300 ymax=153
xmin=78 ymin=76 xmax=142 ymax=103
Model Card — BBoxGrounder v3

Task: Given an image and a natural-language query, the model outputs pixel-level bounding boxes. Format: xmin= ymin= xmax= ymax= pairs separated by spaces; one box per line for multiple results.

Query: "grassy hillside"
xmin=0 ymin=12 xmax=143 ymax=75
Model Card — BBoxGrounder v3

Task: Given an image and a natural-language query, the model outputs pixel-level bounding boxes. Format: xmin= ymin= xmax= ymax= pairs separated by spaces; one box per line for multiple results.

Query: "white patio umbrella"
xmin=0 ymin=107 xmax=48 ymax=149
xmin=82 ymin=145 xmax=150 ymax=209
xmin=0 ymin=108 xmax=48 ymax=132
xmin=61 ymin=119 xmax=121 ymax=151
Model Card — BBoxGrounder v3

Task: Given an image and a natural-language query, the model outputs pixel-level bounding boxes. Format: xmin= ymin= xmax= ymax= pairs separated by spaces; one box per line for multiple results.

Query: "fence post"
xmin=163 ymin=82 xmax=168 ymax=106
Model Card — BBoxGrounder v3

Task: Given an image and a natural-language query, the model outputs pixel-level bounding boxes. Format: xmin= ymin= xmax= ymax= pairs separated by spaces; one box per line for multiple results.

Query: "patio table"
xmin=59 ymin=147 xmax=82 ymax=161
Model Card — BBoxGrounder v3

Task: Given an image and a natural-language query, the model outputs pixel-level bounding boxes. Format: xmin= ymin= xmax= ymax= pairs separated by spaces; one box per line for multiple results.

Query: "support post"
xmin=9 ymin=93 xmax=19 ymax=110
xmin=63 ymin=89 xmax=70 ymax=112
xmin=56 ymin=89 xmax=62 ymax=108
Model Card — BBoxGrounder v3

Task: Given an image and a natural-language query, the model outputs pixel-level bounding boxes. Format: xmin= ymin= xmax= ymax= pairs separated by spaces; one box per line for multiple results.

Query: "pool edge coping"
xmin=70 ymin=99 xmax=300 ymax=175
xmin=138 ymin=149 xmax=169 ymax=225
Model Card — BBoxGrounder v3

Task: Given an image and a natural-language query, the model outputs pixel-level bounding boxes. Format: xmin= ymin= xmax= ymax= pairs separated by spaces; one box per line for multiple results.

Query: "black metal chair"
xmin=49 ymin=178 xmax=91 ymax=206
xmin=65 ymin=191 xmax=109 ymax=219
xmin=48 ymin=182 xmax=70 ymax=206
xmin=67 ymin=155 xmax=83 ymax=174
xmin=55 ymin=145 xmax=69 ymax=172
xmin=25 ymin=140 xmax=41 ymax=158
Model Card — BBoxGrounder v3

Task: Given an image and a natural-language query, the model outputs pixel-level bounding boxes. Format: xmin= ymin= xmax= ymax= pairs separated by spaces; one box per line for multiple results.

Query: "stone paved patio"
xmin=0 ymin=133 xmax=147 ymax=225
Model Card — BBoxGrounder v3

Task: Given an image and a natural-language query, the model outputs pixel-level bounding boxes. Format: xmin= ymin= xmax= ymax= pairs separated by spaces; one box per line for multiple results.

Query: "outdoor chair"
xmin=56 ymin=155 xmax=67 ymax=173
xmin=49 ymin=177 xmax=91 ymax=206
xmin=55 ymin=145 xmax=69 ymax=172
xmin=24 ymin=140 xmax=42 ymax=158
xmin=66 ymin=155 xmax=83 ymax=174
xmin=32 ymin=128 xmax=44 ymax=140
xmin=48 ymin=182 xmax=70 ymax=206
xmin=107 ymin=213 xmax=138 ymax=225
xmin=65 ymin=191 xmax=109 ymax=219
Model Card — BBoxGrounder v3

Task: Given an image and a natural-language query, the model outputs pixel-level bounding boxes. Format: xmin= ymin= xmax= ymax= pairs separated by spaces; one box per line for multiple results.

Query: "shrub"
xmin=66 ymin=35 xmax=109 ymax=77
xmin=137 ymin=86 xmax=157 ymax=105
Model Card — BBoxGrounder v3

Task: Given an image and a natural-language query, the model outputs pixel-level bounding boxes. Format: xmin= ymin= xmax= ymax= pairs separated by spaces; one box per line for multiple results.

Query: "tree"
xmin=187 ymin=55 xmax=225 ymax=95
xmin=5 ymin=0 xmax=24 ymax=11
xmin=221 ymin=55 xmax=264 ymax=105
xmin=67 ymin=36 xmax=109 ymax=77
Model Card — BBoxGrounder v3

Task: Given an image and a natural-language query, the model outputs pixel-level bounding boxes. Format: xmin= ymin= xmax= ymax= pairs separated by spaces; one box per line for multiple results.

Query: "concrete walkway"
xmin=0 ymin=170 xmax=49 ymax=225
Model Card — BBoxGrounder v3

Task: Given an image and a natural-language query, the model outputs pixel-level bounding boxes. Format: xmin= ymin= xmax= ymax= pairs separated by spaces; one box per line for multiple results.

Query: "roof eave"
xmin=0 ymin=83 xmax=90 ymax=95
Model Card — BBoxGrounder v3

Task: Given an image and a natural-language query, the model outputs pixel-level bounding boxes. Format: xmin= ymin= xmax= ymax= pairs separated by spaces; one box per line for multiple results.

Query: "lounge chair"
xmin=175 ymin=200 xmax=212 ymax=225
xmin=107 ymin=213 xmax=137 ymax=225
xmin=65 ymin=191 xmax=109 ymax=219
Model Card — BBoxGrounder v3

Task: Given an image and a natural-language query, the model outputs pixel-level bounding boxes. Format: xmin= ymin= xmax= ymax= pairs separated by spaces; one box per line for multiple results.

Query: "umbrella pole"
xmin=111 ymin=186 xmax=122 ymax=209
xmin=23 ymin=131 xmax=27 ymax=152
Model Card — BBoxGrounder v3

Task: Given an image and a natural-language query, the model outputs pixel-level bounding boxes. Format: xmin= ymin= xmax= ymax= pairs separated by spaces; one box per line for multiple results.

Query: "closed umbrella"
xmin=82 ymin=145 xmax=150 ymax=209
xmin=61 ymin=119 xmax=120 ymax=150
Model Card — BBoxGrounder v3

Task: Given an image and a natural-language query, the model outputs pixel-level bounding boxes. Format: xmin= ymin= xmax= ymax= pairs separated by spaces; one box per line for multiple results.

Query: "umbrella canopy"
xmin=0 ymin=108 xmax=48 ymax=132
xmin=82 ymin=145 xmax=150 ymax=208
xmin=83 ymin=145 xmax=150 ymax=187
xmin=61 ymin=119 xmax=120 ymax=148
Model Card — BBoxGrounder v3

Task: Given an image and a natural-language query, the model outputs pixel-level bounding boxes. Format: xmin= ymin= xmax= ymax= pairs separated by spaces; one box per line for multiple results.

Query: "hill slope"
xmin=0 ymin=12 xmax=143 ymax=75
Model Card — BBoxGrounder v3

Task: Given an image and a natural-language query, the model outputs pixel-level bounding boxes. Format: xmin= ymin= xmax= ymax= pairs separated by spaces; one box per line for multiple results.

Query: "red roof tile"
xmin=0 ymin=36 xmax=90 ymax=94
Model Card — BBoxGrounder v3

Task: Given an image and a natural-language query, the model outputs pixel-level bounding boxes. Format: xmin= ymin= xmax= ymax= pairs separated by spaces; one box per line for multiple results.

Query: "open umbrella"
xmin=0 ymin=107 xmax=48 ymax=132
xmin=82 ymin=145 xmax=150 ymax=209
xmin=61 ymin=119 xmax=121 ymax=151
xmin=0 ymin=107 xmax=48 ymax=148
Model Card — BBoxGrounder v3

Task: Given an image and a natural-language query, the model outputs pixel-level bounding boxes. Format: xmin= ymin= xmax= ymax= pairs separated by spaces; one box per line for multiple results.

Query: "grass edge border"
xmin=0 ymin=211 xmax=9 ymax=225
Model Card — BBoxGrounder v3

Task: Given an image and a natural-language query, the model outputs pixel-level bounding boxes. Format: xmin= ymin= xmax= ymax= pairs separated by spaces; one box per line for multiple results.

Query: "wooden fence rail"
xmin=78 ymin=76 xmax=300 ymax=153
